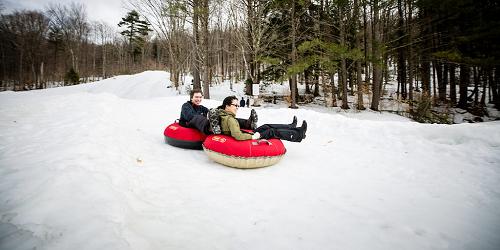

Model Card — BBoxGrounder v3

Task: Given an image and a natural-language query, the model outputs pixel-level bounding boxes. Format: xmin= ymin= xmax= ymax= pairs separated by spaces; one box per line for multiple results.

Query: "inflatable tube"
xmin=164 ymin=122 xmax=207 ymax=150
xmin=203 ymin=134 xmax=286 ymax=169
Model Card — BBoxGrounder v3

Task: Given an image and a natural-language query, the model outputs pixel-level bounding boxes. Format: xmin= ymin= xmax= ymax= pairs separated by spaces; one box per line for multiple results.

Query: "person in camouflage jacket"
xmin=218 ymin=96 xmax=307 ymax=142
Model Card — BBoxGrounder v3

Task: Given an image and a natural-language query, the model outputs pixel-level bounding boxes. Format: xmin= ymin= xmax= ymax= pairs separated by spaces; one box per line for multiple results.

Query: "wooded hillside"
xmin=1 ymin=0 xmax=499 ymax=121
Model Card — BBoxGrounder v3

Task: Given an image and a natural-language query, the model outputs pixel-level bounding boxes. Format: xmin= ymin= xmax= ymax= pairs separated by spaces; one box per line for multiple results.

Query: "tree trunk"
xmin=201 ymin=0 xmax=210 ymax=98
xmin=422 ymin=60 xmax=431 ymax=96
xmin=442 ymin=63 xmax=449 ymax=103
xmin=40 ymin=62 xmax=44 ymax=89
xmin=246 ymin=0 xmax=256 ymax=96
xmin=473 ymin=67 xmax=479 ymax=105
xmin=219 ymin=29 xmax=224 ymax=78
xmin=370 ymin=0 xmax=381 ymax=111
xmin=305 ymin=70 xmax=311 ymax=94
xmin=449 ymin=63 xmax=456 ymax=104
xmin=354 ymin=0 xmax=364 ymax=110
xmin=340 ymin=4 xmax=349 ymax=109
xmin=31 ymin=62 xmax=36 ymax=89
xmin=289 ymin=0 xmax=298 ymax=109
xmin=102 ymin=43 xmax=106 ymax=78
xmin=397 ymin=0 xmax=407 ymax=100
xmin=432 ymin=62 xmax=437 ymax=103
xmin=92 ymin=45 xmax=96 ymax=81
xmin=490 ymin=67 xmax=498 ymax=108
xmin=70 ymin=48 xmax=76 ymax=72
xmin=192 ymin=0 xmax=201 ymax=90
xmin=18 ymin=50 xmax=23 ymax=90
xmin=314 ymin=71 xmax=320 ymax=97
xmin=330 ymin=73 xmax=337 ymax=107
xmin=363 ymin=0 xmax=370 ymax=87
xmin=407 ymin=0 xmax=414 ymax=103
xmin=437 ymin=61 xmax=447 ymax=102
xmin=480 ymin=68 xmax=486 ymax=107
xmin=457 ymin=64 xmax=469 ymax=109
xmin=494 ymin=67 xmax=500 ymax=108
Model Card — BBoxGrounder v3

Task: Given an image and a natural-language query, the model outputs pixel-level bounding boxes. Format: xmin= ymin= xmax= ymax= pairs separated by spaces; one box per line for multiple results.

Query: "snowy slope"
xmin=1 ymin=71 xmax=500 ymax=250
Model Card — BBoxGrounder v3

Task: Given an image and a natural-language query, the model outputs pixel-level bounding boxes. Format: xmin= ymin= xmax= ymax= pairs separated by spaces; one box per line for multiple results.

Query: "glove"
xmin=251 ymin=132 xmax=261 ymax=140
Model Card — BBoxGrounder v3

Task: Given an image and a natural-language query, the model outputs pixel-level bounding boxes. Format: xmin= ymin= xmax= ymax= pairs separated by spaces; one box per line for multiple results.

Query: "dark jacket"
xmin=179 ymin=101 xmax=209 ymax=126
xmin=240 ymin=98 xmax=246 ymax=107
xmin=219 ymin=110 xmax=253 ymax=140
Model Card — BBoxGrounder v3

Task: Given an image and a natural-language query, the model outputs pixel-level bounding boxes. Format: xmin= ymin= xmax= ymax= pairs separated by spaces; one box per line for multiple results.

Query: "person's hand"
xmin=252 ymin=132 xmax=260 ymax=140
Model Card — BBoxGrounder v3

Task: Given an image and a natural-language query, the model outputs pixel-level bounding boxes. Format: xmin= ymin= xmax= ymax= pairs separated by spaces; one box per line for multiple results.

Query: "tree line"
xmin=1 ymin=0 xmax=499 ymax=121
xmin=0 ymin=3 xmax=159 ymax=90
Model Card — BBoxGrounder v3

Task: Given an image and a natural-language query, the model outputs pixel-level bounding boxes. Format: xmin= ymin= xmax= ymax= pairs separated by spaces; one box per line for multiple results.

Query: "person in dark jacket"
xmin=240 ymin=97 xmax=246 ymax=108
xmin=246 ymin=97 xmax=250 ymax=107
xmin=179 ymin=89 xmax=210 ymax=133
xmin=218 ymin=96 xmax=307 ymax=142
xmin=180 ymin=90 xmax=258 ymax=134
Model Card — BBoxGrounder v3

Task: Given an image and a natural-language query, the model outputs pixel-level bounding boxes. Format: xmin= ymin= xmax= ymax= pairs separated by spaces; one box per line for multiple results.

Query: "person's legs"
xmin=261 ymin=116 xmax=297 ymax=129
xmin=236 ymin=118 xmax=251 ymax=129
xmin=258 ymin=127 xmax=302 ymax=142
xmin=188 ymin=115 xmax=211 ymax=134
xmin=256 ymin=120 xmax=307 ymax=142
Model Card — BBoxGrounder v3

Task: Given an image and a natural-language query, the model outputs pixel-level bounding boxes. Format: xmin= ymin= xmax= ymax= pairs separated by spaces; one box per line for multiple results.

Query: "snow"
xmin=1 ymin=71 xmax=500 ymax=250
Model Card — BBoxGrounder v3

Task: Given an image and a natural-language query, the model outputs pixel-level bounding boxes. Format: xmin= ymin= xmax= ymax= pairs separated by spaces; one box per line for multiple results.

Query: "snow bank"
xmin=1 ymin=71 xmax=500 ymax=250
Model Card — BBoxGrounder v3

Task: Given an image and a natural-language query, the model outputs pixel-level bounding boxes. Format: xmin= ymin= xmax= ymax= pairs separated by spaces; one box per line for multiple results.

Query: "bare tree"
xmin=0 ymin=11 xmax=49 ymax=89
xmin=228 ymin=0 xmax=282 ymax=94
xmin=200 ymin=0 xmax=210 ymax=98
xmin=128 ymin=0 xmax=189 ymax=89
xmin=46 ymin=3 xmax=90 ymax=76
xmin=370 ymin=0 xmax=382 ymax=111
xmin=94 ymin=21 xmax=115 ymax=79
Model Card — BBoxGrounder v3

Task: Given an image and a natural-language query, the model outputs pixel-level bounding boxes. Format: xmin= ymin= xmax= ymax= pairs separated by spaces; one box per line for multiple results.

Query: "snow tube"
xmin=203 ymin=134 xmax=286 ymax=169
xmin=164 ymin=122 xmax=207 ymax=150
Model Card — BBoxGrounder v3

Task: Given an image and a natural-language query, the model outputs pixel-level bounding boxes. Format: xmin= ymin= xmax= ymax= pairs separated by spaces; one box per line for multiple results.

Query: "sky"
xmin=2 ymin=0 xmax=128 ymax=26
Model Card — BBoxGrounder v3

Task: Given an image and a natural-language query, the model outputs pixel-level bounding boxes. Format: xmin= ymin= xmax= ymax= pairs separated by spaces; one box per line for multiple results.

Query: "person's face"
xmin=227 ymin=99 xmax=239 ymax=114
xmin=191 ymin=92 xmax=203 ymax=105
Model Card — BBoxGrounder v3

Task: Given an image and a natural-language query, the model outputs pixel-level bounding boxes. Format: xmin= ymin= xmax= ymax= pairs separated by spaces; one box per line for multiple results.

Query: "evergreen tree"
xmin=65 ymin=67 xmax=79 ymax=85
xmin=418 ymin=0 xmax=500 ymax=110
xmin=118 ymin=10 xmax=152 ymax=63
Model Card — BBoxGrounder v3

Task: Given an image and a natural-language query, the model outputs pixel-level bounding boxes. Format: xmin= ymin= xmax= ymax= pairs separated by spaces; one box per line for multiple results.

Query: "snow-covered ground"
xmin=1 ymin=71 xmax=499 ymax=250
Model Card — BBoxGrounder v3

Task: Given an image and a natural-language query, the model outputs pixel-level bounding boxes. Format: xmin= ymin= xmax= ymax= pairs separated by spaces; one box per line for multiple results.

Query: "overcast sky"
xmin=2 ymin=0 xmax=128 ymax=26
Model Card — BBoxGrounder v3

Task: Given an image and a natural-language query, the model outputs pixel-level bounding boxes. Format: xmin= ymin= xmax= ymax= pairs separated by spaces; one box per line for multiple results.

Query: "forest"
xmin=1 ymin=0 xmax=499 ymax=123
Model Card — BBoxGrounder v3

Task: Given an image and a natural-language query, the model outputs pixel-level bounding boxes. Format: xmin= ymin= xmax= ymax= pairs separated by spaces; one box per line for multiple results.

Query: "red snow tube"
xmin=203 ymin=134 xmax=286 ymax=169
xmin=164 ymin=122 xmax=207 ymax=150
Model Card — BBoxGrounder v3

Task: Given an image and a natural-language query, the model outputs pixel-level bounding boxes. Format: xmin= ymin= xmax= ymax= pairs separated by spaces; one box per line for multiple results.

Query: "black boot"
xmin=298 ymin=120 xmax=307 ymax=139
xmin=244 ymin=109 xmax=258 ymax=130
xmin=275 ymin=128 xmax=304 ymax=142
xmin=290 ymin=116 xmax=297 ymax=127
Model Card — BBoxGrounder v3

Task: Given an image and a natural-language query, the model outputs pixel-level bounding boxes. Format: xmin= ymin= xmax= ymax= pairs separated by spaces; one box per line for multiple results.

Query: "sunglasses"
xmin=230 ymin=104 xmax=240 ymax=108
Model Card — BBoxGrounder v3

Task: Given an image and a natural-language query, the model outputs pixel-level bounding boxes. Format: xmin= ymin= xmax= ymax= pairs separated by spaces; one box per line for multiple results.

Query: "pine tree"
xmin=118 ymin=10 xmax=152 ymax=63
xmin=65 ymin=67 xmax=79 ymax=85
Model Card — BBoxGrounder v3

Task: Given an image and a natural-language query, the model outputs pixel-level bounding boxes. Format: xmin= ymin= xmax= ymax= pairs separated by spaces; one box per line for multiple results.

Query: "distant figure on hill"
xmin=240 ymin=97 xmax=246 ymax=108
